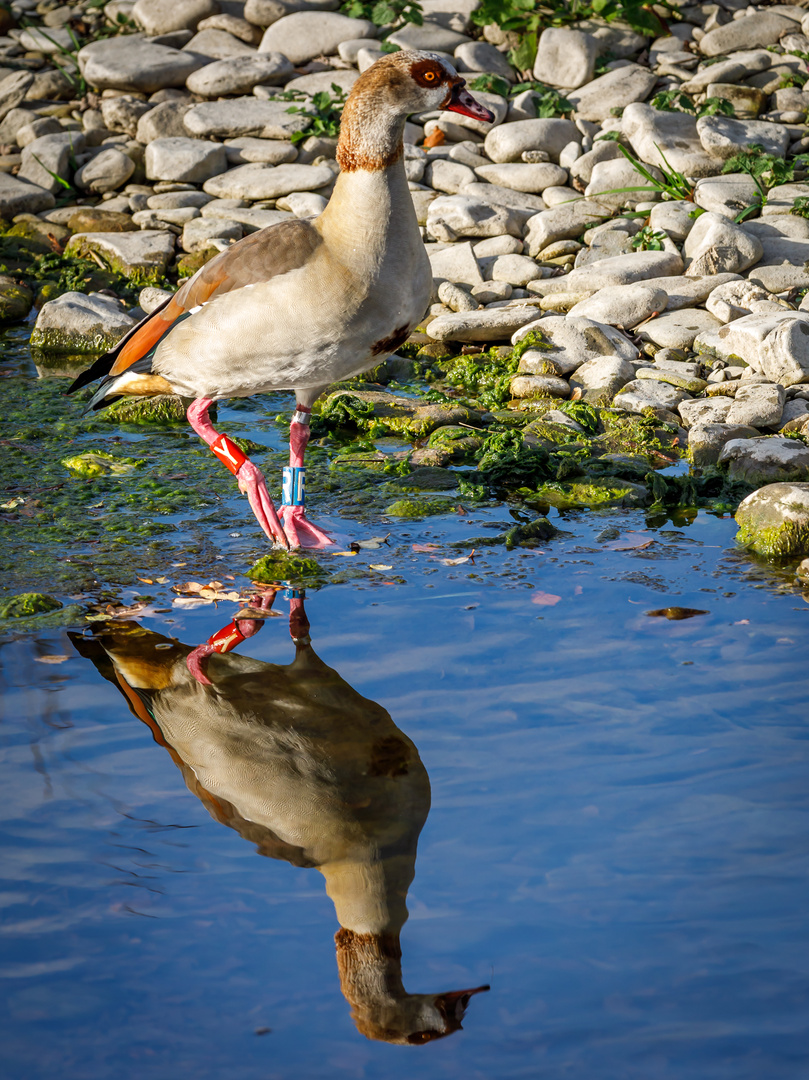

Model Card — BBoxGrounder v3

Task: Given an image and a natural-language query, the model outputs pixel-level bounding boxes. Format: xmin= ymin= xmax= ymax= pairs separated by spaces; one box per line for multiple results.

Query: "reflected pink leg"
xmin=187 ymin=398 xmax=289 ymax=549
xmin=187 ymin=591 xmax=278 ymax=684
xmin=277 ymin=406 xmax=334 ymax=549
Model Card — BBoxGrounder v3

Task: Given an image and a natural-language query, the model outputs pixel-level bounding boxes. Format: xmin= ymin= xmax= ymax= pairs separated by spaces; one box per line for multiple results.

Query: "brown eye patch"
xmin=411 ymin=59 xmax=445 ymax=87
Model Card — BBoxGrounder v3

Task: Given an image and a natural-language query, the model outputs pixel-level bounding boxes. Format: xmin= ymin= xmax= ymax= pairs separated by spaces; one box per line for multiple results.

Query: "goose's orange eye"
xmin=423 ymin=70 xmax=437 ymax=82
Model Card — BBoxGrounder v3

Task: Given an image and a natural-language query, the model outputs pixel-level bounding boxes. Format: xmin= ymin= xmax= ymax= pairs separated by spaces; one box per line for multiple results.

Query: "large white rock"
xmin=622 ymin=102 xmax=719 ymax=178
xmin=79 ymin=37 xmax=208 ymax=93
xmin=183 ymin=28 xmax=257 ymax=59
xmin=584 ymin=156 xmax=662 ymax=210
xmin=699 ymin=12 xmax=796 ymax=56
xmin=133 ymin=0 xmax=219 ymax=35
xmin=567 ymin=283 xmax=667 ymax=328
xmin=719 ymin=436 xmax=809 ymax=485
xmin=727 ymin=383 xmax=786 ymax=428
xmin=146 ymin=137 xmax=227 ymax=182
xmin=19 ymin=132 xmax=80 ymax=193
xmin=706 ymin=280 xmax=785 ymax=323
xmin=697 ymin=115 xmax=790 ymax=162
xmin=186 ymin=53 xmax=293 ymax=95
xmin=426 ymin=194 xmax=524 ymax=242
xmin=512 ymin=315 xmax=638 ymax=375
xmin=701 ymin=311 xmax=809 ymax=386
xmin=428 ymin=241 xmax=484 ymax=287
xmin=426 ymin=306 xmax=539 ymax=341
xmin=184 ymin=96 xmax=311 ymax=139
xmin=533 ymin=26 xmax=597 ymax=89
xmin=64 ymin=231 xmax=176 ymax=277
xmin=74 ymin=148 xmax=136 ymax=193
xmin=563 ymin=250 xmax=684 ymax=289
xmin=566 ymin=64 xmax=657 ymax=123
xmin=523 ymin=198 xmax=611 ymax=257
xmin=474 ymin=162 xmax=567 ymax=193
xmin=683 ymin=211 xmax=763 ymax=276
xmin=259 ymin=11 xmax=375 ymax=64
xmin=31 ymin=291 xmax=136 ymax=353
xmin=202 ymin=162 xmax=333 ymax=199
xmin=483 ymin=118 xmax=578 ymax=164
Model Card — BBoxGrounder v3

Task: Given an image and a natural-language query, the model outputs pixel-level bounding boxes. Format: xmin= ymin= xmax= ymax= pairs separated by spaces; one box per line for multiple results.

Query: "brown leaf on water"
xmin=412 ymin=543 xmax=441 ymax=552
xmin=531 ymin=591 xmax=562 ymax=606
xmin=645 ymin=607 xmax=709 ymax=621
xmin=35 ymin=655 xmax=69 ymax=664
xmin=137 ymin=577 xmax=153 ymax=584
xmin=605 ymin=532 xmax=655 ymax=551
xmin=369 ymin=563 xmax=393 ymax=571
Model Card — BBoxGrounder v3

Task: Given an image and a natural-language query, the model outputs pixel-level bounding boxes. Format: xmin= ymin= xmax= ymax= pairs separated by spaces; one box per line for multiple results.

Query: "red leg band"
xmin=207 ymin=621 xmax=246 ymax=654
xmin=211 ymin=433 xmax=248 ymax=476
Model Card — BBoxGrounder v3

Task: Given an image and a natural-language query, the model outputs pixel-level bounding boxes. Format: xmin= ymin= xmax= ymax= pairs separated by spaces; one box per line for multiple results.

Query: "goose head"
xmin=337 ymin=50 xmax=495 ymax=171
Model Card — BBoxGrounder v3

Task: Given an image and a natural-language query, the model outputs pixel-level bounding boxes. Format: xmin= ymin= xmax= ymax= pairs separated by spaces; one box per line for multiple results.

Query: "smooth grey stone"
xmin=533 ymin=26 xmax=596 ymax=90
xmin=425 ymin=306 xmax=539 ymax=341
xmin=699 ymin=12 xmax=796 ymax=56
xmin=679 ymin=396 xmax=734 ymax=427
xmin=64 ymin=230 xmax=176 ymax=275
xmin=462 ymin=182 xmax=545 ymax=214
xmin=136 ymin=100 xmax=194 ymax=142
xmin=223 ymin=136 xmax=297 ymax=165
xmin=79 ymin=37 xmax=209 ymax=93
xmin=613 ymin=378 xmax=690 ymax=415
xmin=260 ymin=11 xmax=375 ymax=64
xmin=484 ymin=117 xmax=578 ymax=164
xmin=706 ymin=280 xmax=785 ymax=323
xmin=622 ymin=102 xmax=719 ymax=177
xmin=719 ymin=436 xmax=809 ymax=485
xmin=648 ymin=200 xmax=697 ymax=242
xmin=727 ymin=382 xmax=786 ymax=428
xmin=455 ymin=40 xmax=513 ymax=81
xmin=566 ymin=64 xmax=657 ymax=123
xmin=74 ymin=148 xmax=136 ymax=193
xmin=133 ymin=0 xmax=219 ymax=35
xmin=426 ymin=193 xmax=525 ymax=242
xmin=19 ymin=131 xmax=81 ymax=193
xmin=202 ymin=161 xmax=333 ymax=198
xmin=688 ymin=423 xmax=760 ymax=466
xmin=640 ymin=308 xmax=723 ymax=350
xmin=183 ymin=27 xmax=257 ymax=58
xmin=513 ymin=314 xmax=638 ymax=375
xmin=697 ymin=115 xmax=790 ymax=162
xmin=569 ymin=355 xmax=637 ymax=399
xmin=427 ymin=240 xmax=483 ymax=287
xmin=181 ymin=215 xmax=243 ymax=252
xmin=184 ymin=96 xmax=310 ymax=139
xmin=475 ymin=162 xmax=567 ymax=194
xmin=0 ymin=172 xmax=54 ymax=215
xmin=386 ymin=21 xmax=470 ymax=53
xmin=146 ymin=136 xmax=227 ymax=182
xmin=697 ymin=311 xmax=809 ymax=386
xmin=568 ymin=283 xmax=666 ymax=328
xmin=683 ymin=211 xmax=763 ymax=276
xmin=186 ymin=52 xmax=293 ymax=95
xmin=563 ymin=249 xmax=684 ymax=289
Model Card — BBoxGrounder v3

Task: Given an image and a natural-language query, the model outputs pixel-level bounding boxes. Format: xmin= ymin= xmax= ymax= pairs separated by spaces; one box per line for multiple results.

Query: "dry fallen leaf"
xmin=605 ymin=532 xmax=655 ymax=551
xmin=35 ymin=655 xmax=68 ymax=665
xmin=412 ymin=543 xmax=441 ymax=552
xmin=137 ymin=577 xmax=153 ymax=585
xmin=646 ymin=607 xmax=709 ymax=621
xmin=369 ymin=563 xmax=393 ymax=571
xmin=532 ymin=591 xmax=562 ymax=606
xmin=437 ymin=549 xmax=477 ymax=566
xmin=333 ymin=550 xmax=357 ymax=557
xmin=357 ymin=534 xmax=391 ymax=550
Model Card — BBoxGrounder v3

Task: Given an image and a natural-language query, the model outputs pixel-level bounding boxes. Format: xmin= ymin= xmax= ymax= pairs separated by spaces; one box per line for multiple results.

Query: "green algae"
xmin=477 ymin=429 xmax=551 ymax=489
xmin=0 ymin=592 xmax=62 ymax=618
xmin=384 ymin=497 xmax=457 ymax=518
xmin=247 ymin=552 xmax=327 ymax=588
xmin=735 ymin=518 xmax=809 ymax=558
xmin=441 ymin=347 xmax=519 ymax=410
xmin=384 ymin=466 xmax=458 ymax=492
xmin=62 ymin=450 xmax=145 ymax=477
xmin=511 ymin=329 xmax=553 ymax=362
xmin=103 ymin=395 xmax=188 ymax=426
xmin=531 ymin=478 xmax=647 ymax=510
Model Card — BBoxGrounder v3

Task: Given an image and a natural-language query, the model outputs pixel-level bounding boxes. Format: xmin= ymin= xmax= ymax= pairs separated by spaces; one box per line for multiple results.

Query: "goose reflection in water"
xmin=74 ymin=590 xmax=488 ymax=1045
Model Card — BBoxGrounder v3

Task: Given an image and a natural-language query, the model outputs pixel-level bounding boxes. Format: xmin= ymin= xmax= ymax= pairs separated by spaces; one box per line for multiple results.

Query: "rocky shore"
xmin=2 ymin=0 xmax=809 ymax=563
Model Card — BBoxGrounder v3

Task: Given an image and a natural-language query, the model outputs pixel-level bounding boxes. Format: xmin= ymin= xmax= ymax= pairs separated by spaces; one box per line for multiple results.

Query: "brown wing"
xmin=108 ymin=217 xmax=324 ymax=378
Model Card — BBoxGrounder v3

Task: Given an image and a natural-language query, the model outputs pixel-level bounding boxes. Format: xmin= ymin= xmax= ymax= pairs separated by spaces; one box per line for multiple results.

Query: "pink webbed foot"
xmin=236 ymin=460 xmax=289 ymax=550
xmin=278 ymin=504 xmax=334 ymax=549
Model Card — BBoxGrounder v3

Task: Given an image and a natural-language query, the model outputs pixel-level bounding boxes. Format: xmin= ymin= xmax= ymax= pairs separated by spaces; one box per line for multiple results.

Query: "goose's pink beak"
xmin=444 ymin=83 xmax=495 ymax=123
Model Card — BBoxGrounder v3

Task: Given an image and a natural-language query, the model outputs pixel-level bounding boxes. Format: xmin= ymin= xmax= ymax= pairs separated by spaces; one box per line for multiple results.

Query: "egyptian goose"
xmin=73 ymin=595 xmax=489 ymax=1043
xmin=67 ymin=52 xmax=494 ymax=549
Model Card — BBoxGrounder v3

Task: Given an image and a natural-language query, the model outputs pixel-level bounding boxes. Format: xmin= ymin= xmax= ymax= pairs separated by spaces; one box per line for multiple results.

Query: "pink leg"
xmin=187 ymin=590 xmax=278 ymax=685
xmin=277 ymin=404 xmax=334 ymax=549
xmin=187 ymin=398 xmax=289 ymax=549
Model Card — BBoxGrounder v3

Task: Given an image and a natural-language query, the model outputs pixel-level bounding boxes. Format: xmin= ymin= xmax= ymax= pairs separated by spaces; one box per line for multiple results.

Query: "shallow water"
xmin=3 ymin=505 xmax=809 ymax=1079
xmin=2 ymin=326 xmax=809 ymax=1077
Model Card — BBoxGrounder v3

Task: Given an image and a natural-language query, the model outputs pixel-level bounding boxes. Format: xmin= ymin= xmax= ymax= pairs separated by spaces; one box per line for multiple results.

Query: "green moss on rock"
xmin=384 ymin=496 xmax=456 ymax=518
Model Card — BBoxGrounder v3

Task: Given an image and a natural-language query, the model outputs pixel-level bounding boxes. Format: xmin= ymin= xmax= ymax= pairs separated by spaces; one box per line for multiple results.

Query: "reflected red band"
xmin=207 ymin=622 xmax=246 ymax=653
xmin=211 ymin=433 xmax=247 ymax=476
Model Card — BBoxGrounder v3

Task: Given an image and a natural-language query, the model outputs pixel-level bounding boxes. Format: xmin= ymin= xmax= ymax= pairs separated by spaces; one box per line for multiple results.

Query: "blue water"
xmin=2 ymin=507 xmax=808 ymax=1079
